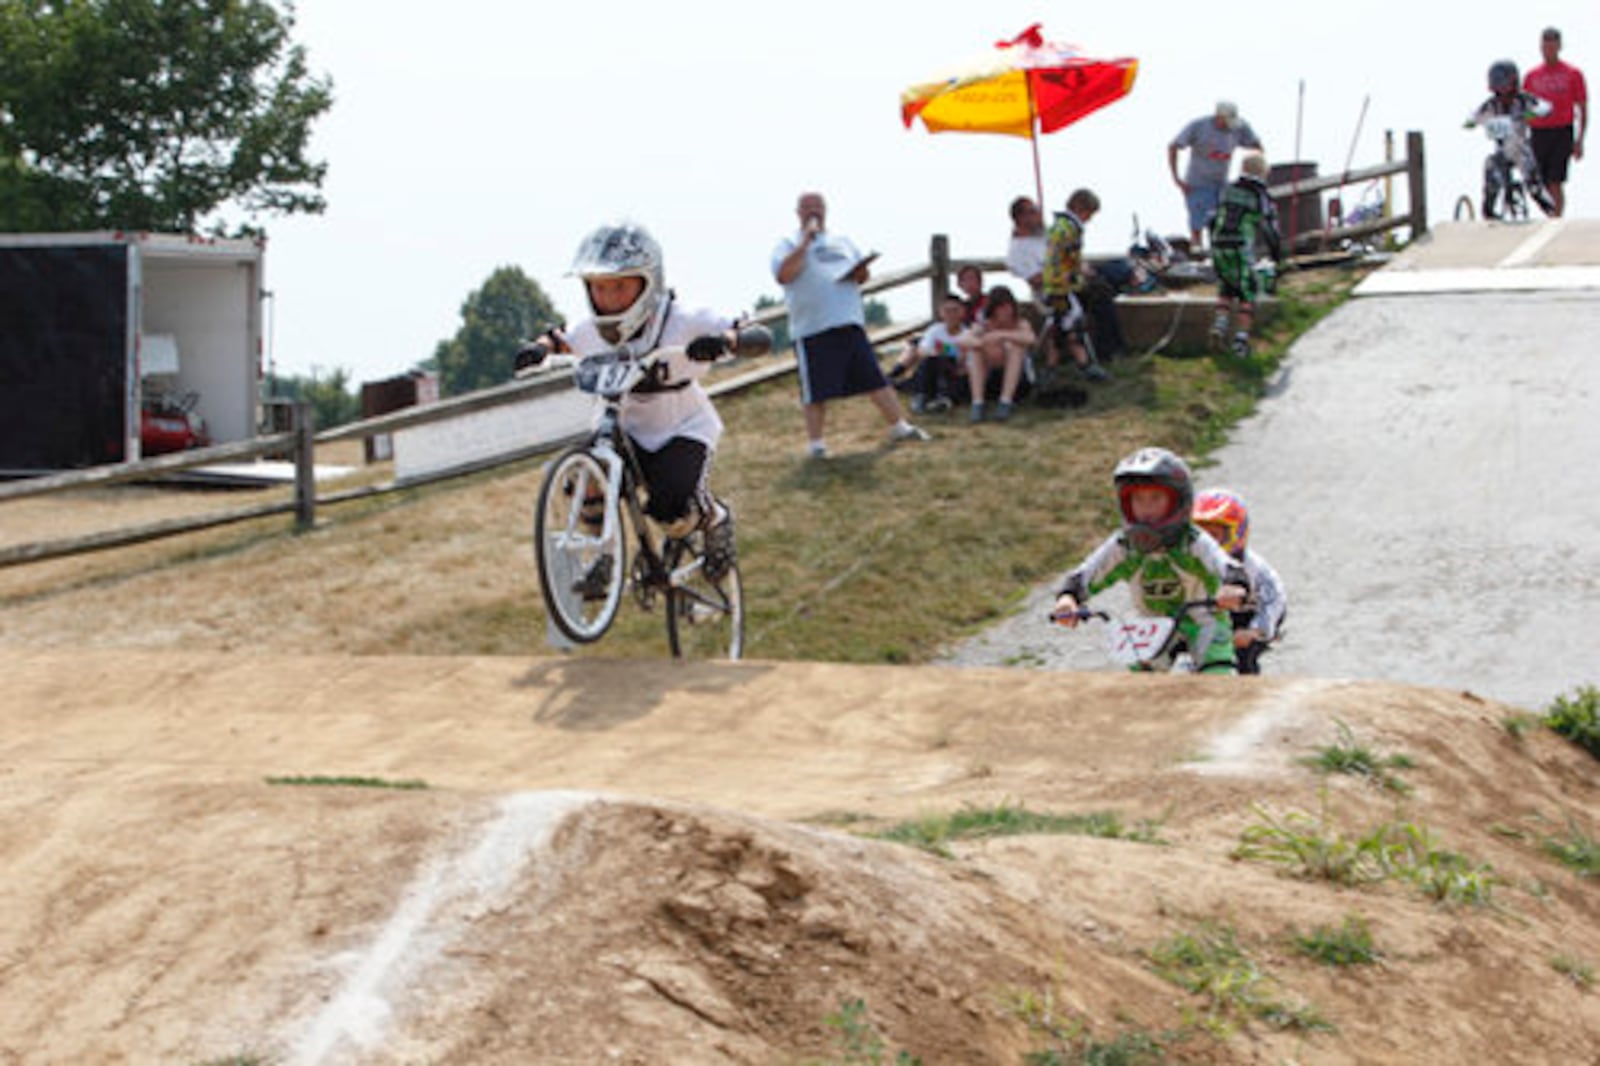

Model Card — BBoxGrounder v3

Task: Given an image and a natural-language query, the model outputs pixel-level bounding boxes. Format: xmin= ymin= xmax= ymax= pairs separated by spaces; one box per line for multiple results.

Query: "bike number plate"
xmin=1105 ymin=617 xmax=1176 ymax=666
xmin=576 ymin=355 xmax=636 ymax=396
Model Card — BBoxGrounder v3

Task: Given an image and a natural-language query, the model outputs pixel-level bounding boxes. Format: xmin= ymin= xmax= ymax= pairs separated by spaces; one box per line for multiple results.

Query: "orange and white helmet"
xmin=1193 ymin=487 xmax=1250 ymax=557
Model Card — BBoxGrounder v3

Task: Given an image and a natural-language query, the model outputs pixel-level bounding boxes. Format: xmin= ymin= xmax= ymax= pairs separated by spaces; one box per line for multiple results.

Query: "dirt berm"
xmin=2 ymin=650 xmax=1597 ymax=1064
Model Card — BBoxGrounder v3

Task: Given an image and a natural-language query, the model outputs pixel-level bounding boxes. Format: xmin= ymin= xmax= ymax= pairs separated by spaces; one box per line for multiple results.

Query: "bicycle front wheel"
xmin=664 ymin=533 xmax=744 ymax=661
xmin=534 ymin=447 xmax=626 ymax=644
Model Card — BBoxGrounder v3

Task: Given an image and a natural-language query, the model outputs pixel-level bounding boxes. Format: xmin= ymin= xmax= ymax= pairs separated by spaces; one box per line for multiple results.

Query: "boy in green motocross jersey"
xmin=1051 ymin=448 xmax=1248 ymax=673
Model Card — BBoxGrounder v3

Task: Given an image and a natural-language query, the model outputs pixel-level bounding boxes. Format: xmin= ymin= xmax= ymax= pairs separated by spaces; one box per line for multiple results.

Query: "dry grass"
xmin=0 ymin=268 xmax=1367 ymax=662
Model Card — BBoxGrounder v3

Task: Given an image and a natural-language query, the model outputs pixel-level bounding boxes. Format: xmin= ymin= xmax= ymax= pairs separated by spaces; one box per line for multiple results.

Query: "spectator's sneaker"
xmin=889 ymin=422 xmax=932 ymax=443
xmin=1080 ymin=362 xmax=1110 ymax=382
xmin=702 ymin=506 xmax=736 ymax=581
xmin=993 ymin=401 xmax=1014 ymax=422
xmin=927 ymin=394 xmax=953 ymax=414
xmin=806 ymin=440 xmax=828 ymax=460
xmin=572 ymin=555 xmax=614 ymax=602
xmin=909 ymin=394 xmax=926 ymax=414
xmin=969 ymin=402 xmax=986 ymax=423
xmin=1231 ymin=333 xmax=1252 ymax=359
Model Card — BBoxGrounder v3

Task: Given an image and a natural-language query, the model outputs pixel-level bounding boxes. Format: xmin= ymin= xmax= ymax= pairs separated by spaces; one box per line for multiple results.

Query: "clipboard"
xmin=834 ymin=251 xmax=879 ymax=283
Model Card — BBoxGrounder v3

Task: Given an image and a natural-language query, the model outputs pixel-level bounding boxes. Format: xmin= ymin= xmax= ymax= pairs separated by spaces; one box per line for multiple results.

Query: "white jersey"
xmin=1239 ymin=547 xmax=1287 ymax=641
xmin=565 ymin=301 xmax=730 ymax=454
xmin=1006 ymin=232 xmax=1046 ymax=299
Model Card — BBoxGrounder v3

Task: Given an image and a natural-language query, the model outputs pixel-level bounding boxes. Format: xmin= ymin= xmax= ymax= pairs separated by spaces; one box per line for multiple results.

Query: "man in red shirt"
xmin=1524 ymin=26 xmax=1587 ymax=217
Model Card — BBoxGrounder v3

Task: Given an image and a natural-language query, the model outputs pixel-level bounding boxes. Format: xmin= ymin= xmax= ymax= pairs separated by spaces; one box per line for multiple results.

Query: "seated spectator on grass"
xmin=956 ymin=263 xmax=988 ymax=325
xmin=960 ymin=284 xmax=1035 ymax=424
xmin=897 ymin=292 xmax=970 ymax=415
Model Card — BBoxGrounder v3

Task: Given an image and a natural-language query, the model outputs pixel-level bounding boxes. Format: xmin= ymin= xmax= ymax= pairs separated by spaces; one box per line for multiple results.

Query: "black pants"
xmin=1079 ymin=276 xmax=1127 ymax=358
xmin=633 ymin=436 xmax=710 ymax=524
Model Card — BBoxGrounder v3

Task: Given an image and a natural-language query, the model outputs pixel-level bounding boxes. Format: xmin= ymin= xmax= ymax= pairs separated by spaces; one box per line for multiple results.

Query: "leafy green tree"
xmin=430 ymin=266 xmax=562 ymax=396
xmin=266 ymin=366 xmax=359 ymax=431
xmin=865 ymin=297 xmax=890 ymax=327
xmin=0 ymin=0 xmax=332 ymax=233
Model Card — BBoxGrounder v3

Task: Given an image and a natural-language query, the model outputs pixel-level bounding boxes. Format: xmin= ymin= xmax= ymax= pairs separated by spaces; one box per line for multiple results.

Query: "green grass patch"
xmin=1298 ymin=720 xmax=1415 ymax=793
xmin=1551 ymin=955 xmax=1595 ymax=990
xmin=818 ymin=998 xmax=922 ymax=1065
xmin=1543 ymin=685 xmax=1600 ymax=760
xmin=1501 ymin=711 xmax=1541 ymax=740
xmin=265 ymin=774 xmax=428 ymax=790
xmin=1540 ymin=819 xmax=1600 ymax=877
xmin=1291 ymin=915 xmax=1380 ymax=967
xmin=1147 ymin=922 xmax=1331 ymax=1036
xmin=871 ymin=802 xmax=1166 ymax=858
xmin=1002 ymin=984 xmax=1175 ymax=1065
xmin=1235 ymin=800 xmax=1499 ymax=906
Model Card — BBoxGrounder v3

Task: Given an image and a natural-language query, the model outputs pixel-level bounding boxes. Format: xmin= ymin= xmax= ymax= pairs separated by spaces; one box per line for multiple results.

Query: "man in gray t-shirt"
xmin=1168 ymin=101 xmax=1263 ymax=250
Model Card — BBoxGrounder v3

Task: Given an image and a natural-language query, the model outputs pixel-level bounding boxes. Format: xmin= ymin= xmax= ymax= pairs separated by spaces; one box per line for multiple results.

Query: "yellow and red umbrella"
xmin=901 ymin=24 xmax=1139 ymax=207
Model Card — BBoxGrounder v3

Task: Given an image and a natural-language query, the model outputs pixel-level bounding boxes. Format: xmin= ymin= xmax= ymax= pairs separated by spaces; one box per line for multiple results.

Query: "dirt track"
xmin=3 ymin=650 xmax=1599 ymax=1064
xmin=3 ymin=223 xmax=1600 ymax=1063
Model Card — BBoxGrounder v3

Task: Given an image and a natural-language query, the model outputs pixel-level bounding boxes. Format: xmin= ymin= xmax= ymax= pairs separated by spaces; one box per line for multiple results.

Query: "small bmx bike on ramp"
xmin=531 ymin=332 xmax=766 ymax=660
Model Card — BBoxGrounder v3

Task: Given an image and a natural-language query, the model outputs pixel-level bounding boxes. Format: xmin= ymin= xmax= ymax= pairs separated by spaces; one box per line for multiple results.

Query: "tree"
xmin=0 ymin=0 xmax=332 ymax=234
xmin=266 ymin=366 xmax=359 ymax=431
xmin=430 ymin=266 xmax=562 ymax=397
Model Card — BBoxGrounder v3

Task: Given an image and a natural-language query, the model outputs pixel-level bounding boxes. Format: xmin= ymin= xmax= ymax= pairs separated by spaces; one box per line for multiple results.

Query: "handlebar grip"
xmin=735 ymin=325 xmax=774 ymax=357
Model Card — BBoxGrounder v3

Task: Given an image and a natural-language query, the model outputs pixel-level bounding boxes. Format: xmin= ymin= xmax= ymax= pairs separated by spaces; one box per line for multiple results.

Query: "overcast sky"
xmin=262 ymin=1 xmax=1597 ymax=385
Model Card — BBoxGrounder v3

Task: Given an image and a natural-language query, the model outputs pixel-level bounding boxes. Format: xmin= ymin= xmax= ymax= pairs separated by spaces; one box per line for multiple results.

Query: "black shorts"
xmin=1531 ymin=126 xmax=1575 ymax=185
xmin=796 ymin=324 xmax=888 ymax=404
xmin=632 ymin=436 xmax=710 ymax=524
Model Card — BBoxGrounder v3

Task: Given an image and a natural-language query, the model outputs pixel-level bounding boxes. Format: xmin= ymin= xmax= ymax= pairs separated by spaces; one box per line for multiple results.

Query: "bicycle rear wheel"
xmin=534 ymin=447 xmax=626 ymax=644
xmin=664 ymin=532 xmax=744 ymax=660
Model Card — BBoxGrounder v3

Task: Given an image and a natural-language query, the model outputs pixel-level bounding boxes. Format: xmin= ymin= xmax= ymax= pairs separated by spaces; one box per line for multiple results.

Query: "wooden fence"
xmin=0 ymin=133 xmax=1426 ymax=569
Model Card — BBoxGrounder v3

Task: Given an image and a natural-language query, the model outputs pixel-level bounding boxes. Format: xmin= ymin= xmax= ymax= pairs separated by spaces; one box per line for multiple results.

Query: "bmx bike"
xmin=1050 ymin=598 xmax=1233 ymax=674
xmin=530 ymin=331 xmax=766 ymax=660
xmin=1474 ymin=115 xmax=1530 ymax=222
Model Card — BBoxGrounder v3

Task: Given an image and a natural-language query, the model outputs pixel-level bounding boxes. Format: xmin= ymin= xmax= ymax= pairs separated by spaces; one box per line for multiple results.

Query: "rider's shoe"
xmin=1230 ymin=332 xmax=1252 ymax=359
xmin=702 ymin=504 xmax=736 ymax=581
xmin=1079 ymin=361 xmax=1109 ymax=382
xmin=572 ymin=555 xmax=614 ymax=602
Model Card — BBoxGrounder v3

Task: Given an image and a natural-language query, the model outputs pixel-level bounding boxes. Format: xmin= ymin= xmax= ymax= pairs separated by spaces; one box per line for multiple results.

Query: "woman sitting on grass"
xmin=961 ymin=284 xmax=1035 ymax=423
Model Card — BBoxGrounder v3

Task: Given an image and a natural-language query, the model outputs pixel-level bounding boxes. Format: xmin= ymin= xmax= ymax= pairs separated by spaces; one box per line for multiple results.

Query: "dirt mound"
xmin=2 ymin=652 xmax=1598 ymax=1063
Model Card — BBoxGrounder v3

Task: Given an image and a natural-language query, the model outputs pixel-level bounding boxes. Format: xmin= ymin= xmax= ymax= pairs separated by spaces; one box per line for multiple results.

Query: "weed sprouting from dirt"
xmin=871 ymin=803 xmax=1166 ymax=858
xmin=1291 ymin=915 xmax=1381 ymax=967
xmin=1551 ymin=955 xmax=1595 ymax=990
xmin=1002 ymin=982 xmax=1173 ymax=1064
xmin=1147 ymin=922 xmax=1331 ymax=1036
xmin=264 ymin=775 xmax=427 ymax=790
xmin=1540 ymin=819 xmax=1600 ymax=878
xmin=1299 ymin=720 xmax=1415 ymax=793
xmin=1235 ymin=798 xmax=1499 ymax=906
xmin=820 ymin=998 xmax=922 ymax=1065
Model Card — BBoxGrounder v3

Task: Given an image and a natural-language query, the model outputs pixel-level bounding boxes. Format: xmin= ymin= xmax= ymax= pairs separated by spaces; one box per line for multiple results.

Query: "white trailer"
xmin=0 ymin=231 xmax=264 ymax=472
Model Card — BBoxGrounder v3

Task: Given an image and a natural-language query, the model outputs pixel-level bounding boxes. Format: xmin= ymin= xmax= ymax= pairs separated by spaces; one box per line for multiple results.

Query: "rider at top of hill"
xmin=1467 ymin=60 xmax=1557 ymax=218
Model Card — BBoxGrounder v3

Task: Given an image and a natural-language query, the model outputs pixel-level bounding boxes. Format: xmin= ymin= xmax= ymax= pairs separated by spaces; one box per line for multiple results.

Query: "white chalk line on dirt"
xmin=292 ymin=789 xmax=596 ymax=1066
xmin=1186 ymin=679 xmax=1332 ymax=777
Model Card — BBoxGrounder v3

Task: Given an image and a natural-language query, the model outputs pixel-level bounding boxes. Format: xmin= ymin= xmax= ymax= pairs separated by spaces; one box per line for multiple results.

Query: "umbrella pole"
xmin=1027 ymin=75 xmax=1045 ymax=210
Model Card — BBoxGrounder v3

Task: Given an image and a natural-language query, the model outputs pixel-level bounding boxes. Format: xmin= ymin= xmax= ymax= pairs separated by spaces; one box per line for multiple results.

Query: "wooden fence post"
xmin=1406 ymin=130 xmax=1428 ymax=237
xmin=929 ymin=234 xmax=950 ymax=320
xmin=293 ymin=401 xmax=316 ymax=531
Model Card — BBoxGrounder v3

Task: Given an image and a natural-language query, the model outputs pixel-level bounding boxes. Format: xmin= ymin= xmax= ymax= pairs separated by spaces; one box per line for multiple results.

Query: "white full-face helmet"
xmin=570 ymin=221 xmax=665 ymax=342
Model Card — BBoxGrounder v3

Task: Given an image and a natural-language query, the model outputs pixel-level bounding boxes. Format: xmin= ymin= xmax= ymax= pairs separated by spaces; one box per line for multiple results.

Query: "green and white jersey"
xmin=1060 ymin=525 xmax=1242 ymax=619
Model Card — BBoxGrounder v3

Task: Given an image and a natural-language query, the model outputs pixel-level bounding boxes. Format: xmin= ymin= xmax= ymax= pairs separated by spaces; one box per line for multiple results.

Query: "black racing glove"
xmin=686 ymin=334 xmax=729 ymax=362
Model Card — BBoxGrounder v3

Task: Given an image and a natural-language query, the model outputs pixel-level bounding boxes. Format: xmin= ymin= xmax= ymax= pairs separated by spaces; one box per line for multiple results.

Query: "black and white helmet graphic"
xmin=570 ymin=221 xmax=665 ymax=341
